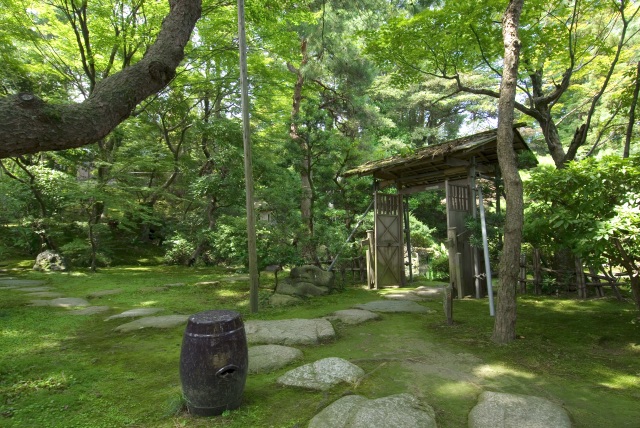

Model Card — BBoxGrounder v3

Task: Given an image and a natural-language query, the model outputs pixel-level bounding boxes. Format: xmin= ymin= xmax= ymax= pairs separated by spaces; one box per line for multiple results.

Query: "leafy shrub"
xmin=163 ymin=235 xmax=196 ymax=265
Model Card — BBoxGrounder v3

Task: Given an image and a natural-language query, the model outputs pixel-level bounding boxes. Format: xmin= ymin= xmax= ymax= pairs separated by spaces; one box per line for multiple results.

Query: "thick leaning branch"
xmin=0 ymin=0 xmax=202 ymax=159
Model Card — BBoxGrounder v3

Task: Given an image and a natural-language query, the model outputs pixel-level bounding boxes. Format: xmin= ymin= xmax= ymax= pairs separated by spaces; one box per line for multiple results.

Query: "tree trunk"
xmin=288 ymin=39 xmax=316 ymax=262
xmin=625 ymin=62 xmax=640 ymax=158
xmin=492 ymin=0 xmax=524 ymax=345
xmin=0 ymin=0 xmax=202 ymax=159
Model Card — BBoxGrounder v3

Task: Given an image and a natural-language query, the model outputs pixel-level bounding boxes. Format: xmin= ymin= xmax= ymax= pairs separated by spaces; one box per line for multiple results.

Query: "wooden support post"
xmin=533 ymin=248 xmax=542 ymax=295
xmin=576 ymin=257 xmax=586 ymax=299
xmin=589 ymin=266 xmax=604 ymax=297
xmin=444 ymin=228 xmax=456 ymax=324
xmin=519 ymin=253 xmax=527 ymax=294
xmin=366 ymin=230 xmax=375 ymax=289
xmin=456 ymin=252 xmax=464 ymax=298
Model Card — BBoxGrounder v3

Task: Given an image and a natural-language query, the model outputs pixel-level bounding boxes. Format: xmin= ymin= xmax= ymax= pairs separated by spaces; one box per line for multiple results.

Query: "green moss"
xmin=1 ymin=266 xmax=639 ymax=427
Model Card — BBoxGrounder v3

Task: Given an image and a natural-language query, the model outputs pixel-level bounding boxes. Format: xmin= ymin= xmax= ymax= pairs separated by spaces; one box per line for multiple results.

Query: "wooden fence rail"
xmin=518 ymin=249 xmax=625 ymax=300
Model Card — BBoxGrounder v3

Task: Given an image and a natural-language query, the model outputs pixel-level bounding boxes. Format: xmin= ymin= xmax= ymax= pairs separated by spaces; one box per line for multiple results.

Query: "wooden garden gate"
xmin=374 ymin=193 xmax=405 ymax=288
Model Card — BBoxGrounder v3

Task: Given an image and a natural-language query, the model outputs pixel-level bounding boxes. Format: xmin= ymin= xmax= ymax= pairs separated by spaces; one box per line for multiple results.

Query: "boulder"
xmin=245 ymin=318 xmax=335 ymax=346
xmin=354 ymin=300 xmax=432 ymax=314
xmin=309 ymin=393 xmax=437 ymax=428
xmin=33 ymin=250 xmax=67 ymax=272
xmin=275 ymin=265 xmax=335 ymax=298
xmin=468 ymin=391 xmax=571 ymax=428
xmin=277 ymin=357 xmax=364 ymax=391
xmin=325 ymin=309 xmax=381 ymax=325
xmin=268 ymin=293 xmax=302 ymax=307
xmin=248 ymin=345 xmax=303 ymax=374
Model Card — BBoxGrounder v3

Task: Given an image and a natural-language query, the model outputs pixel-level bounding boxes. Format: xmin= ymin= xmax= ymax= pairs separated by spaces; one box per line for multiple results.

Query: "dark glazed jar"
xmin=179 ymin=310 xmax=248 ymax=416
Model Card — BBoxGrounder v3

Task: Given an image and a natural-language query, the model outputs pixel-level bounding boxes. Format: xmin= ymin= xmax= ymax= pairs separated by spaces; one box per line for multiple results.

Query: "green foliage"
xmin=163 ymin=235 xmax=196 ymax=266
xmin=525 ymin=155 xmax=640 ymax=259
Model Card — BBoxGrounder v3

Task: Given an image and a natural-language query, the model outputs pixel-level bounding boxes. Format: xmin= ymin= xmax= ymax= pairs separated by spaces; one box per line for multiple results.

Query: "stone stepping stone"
xmin=309 ymin=393 xmax=437 ymax=428
xmin=13 ymin=286 xmax=53 ymax=292
xmin=248 ymin=345 xmax=303 ymax=374
xmin=468 ymin=391 xmax=571 ymax=428
xmin=193 ymin=281 xmax=220 ymax=287
xmin=105 ymin=308 xmax=163 ymax=321
xmin=87 ymin=289 xmax=122 ymax=298
xmin=277 ymin=357 xmax=365 ymax=391
xmin=353 ymin=300 xmax=432 ymax=314
xmin=69 ymin=306 xmax=111 ymax=316
xmin=114 ymin=315 xmax=189 ymax=332
xmin=413 ymin=285 xmax=444 ymax=298
xmin=220 ymin=275 xmax=250 ymax=282
xmin=325 ymin=309 xmax=380 ymax=325
xmin=162 ymin=282 xmax=186 ymax=287
xmin=30 ymin=297 xmax=90 ymax=308
xmin=245 ymin=318 xmax=335 ymax=346
xmin=26 ymin=291 xmax=64 ymax=298
xmin=382 ymin=292 xmax=426 ymax=301
xmin=0 ymin=279 xmax=46 ymax=286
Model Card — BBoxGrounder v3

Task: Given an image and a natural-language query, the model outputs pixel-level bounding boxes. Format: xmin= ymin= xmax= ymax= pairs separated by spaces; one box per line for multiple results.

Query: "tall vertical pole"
xmin=478 ymin=186 xmax=495 ymax=316
xmin=237 ymin=0 xmax=259 ymax=313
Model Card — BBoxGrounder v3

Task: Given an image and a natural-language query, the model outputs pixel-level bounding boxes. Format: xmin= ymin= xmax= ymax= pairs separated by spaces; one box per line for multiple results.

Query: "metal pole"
xmin=478 ymin=186 xmax=495 ymax=316
xmin=237 ymin=0 xmax=259 ymax=313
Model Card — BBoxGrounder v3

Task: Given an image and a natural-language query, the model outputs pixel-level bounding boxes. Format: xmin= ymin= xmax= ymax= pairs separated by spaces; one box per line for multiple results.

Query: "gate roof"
xmin=343 ymin=125 xmax=534 ymax=193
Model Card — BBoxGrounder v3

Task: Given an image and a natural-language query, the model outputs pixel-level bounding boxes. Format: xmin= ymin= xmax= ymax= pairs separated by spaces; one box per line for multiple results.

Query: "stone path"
xmin=1 ymin=277 xmax=573 ymax=426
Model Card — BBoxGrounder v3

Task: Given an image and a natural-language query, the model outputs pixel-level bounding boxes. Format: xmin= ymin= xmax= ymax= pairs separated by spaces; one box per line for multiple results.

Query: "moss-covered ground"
xmin=0 ymin=262 xmax=638 ymax=427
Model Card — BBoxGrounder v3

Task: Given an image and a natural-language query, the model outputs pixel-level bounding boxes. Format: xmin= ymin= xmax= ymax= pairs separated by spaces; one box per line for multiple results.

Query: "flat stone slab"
xmin=69 ymin=306 xmax=111 ymax=316
xmin=277 ymin=357 xmax=365 ymax=391
xmin=30 ymin=297 xmax=90 ymax=308
xmin=14 ymin=286 xmax=53 ymax=292
xmin=0 ymin=279 xmax=46 ymax=286
xmin=248 ymin=345 xmax=303 ymax=374
xmin=468 ymin=391 xmax=572 ymax=428
xmin=162 ymin=283 xmax=186 ymax=287
xmin=105 ymin=308 xmax=164 ymax=320
xmin=382 ymin=292 xmax=426 ymax=301
xmin=413 ymin=285 xmax=444 ymax=298
xmin=193 ymin=281 xmax=221 ymax=287
xmin=245 ymin=318 xmax=335 ymax=346
xmin=26 ymin=291 xmax=64 ymax=298
xmin=87 ymin=289 xmax=123 ymax=298
xmin=325 ymin=309 xmax=381 ymax=325
xmin=114 ymin=315 xmax=189 ymax=332
xmin=353 ymin=300 xmax=432 ymax=313
xmin=309 ymin=393 xmax=437 ymax=428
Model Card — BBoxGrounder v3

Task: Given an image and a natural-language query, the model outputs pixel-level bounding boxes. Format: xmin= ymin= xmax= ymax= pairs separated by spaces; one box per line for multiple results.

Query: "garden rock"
xmin=468 ymin=391 xmax=571 ymax=428
xmin=382 ymin=292 xmax=426 ymax=301
xmin=245 ymin=318 xmax=335 ymax=345
xmin=33 ymin=250 xmax=67 ymax=272
xmin=88 ymin=289 xmax=123 ymax=298
xmin=354 ymin=300 xmax=432 ymax=313
xmin=114 ymin=315 xmax=189 ymax=332
xmin=105 ymin=308 xmax=163 ymax=320
xmin=26 ymin=291 xmax=63 ymax=298
xmin=275 ymin=265 xmax=334 ymax=297
xmin=0 ymin=279 xmax=46 ymax=287
xmin=325 ymin=309 xmax=380 ymax=325
xmin=277 ymin=357 xmax=364 ymax=391
xmin=30 ymin=297 xmax=90 ymax=308
xmin=15 ymin=287 xmax=53 ymax=292
xmin=194 ymin=281 xmax=220 ymax=287
xmin=69 ymin=306 xmax=111 ymax=316
xmin=248 ymin=345 xmax=303 ymax=374
xmin=268 ymin=293 xmax=301 ymax=307
xmin=309 ymin=393 xmax=437 ymax=428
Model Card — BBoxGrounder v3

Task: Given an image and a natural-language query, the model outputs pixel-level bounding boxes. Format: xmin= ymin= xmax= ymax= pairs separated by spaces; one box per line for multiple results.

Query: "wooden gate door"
xmin=374 ymin=193 xmax=404 ymax=288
